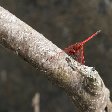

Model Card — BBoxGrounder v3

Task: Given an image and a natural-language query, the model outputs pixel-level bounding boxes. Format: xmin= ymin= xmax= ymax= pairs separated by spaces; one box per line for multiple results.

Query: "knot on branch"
xmin=83 ymin=69 xmax=103 ymax=96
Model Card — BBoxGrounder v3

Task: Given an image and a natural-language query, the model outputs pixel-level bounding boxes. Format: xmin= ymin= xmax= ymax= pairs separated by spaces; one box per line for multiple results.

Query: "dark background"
xmin=0 ymin=0 xmax=112 ymax=112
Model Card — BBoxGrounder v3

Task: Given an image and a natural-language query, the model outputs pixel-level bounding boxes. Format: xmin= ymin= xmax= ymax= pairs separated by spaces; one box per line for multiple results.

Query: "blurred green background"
xmin=0 ymin=0 xmax=112 ymax=112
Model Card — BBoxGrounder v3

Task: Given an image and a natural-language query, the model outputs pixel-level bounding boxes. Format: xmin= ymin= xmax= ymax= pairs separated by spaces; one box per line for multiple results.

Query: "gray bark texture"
xmin=0 ymin=6 xmax=111 ymax=112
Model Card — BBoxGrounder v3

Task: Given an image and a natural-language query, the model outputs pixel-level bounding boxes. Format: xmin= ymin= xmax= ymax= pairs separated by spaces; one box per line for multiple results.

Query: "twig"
xmin=32 ymin=93 xmax=40 ymax=112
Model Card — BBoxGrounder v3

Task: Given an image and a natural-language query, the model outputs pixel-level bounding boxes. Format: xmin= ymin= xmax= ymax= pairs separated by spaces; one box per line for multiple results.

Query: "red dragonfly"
xmin=48 ymin=30 xmax=101 ymax=64
xmin=64 ymin=30 xmax=101 ymax=64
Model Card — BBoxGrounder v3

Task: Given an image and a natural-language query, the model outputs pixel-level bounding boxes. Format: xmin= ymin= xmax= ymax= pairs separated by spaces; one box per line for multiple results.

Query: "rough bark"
xmin=0 ymin=6 xmax=111 ymax=112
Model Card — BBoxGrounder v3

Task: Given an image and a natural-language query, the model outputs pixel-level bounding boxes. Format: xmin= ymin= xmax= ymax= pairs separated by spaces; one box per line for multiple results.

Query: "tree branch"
xmin=0 ymin=6 xmax=111 ymax=112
